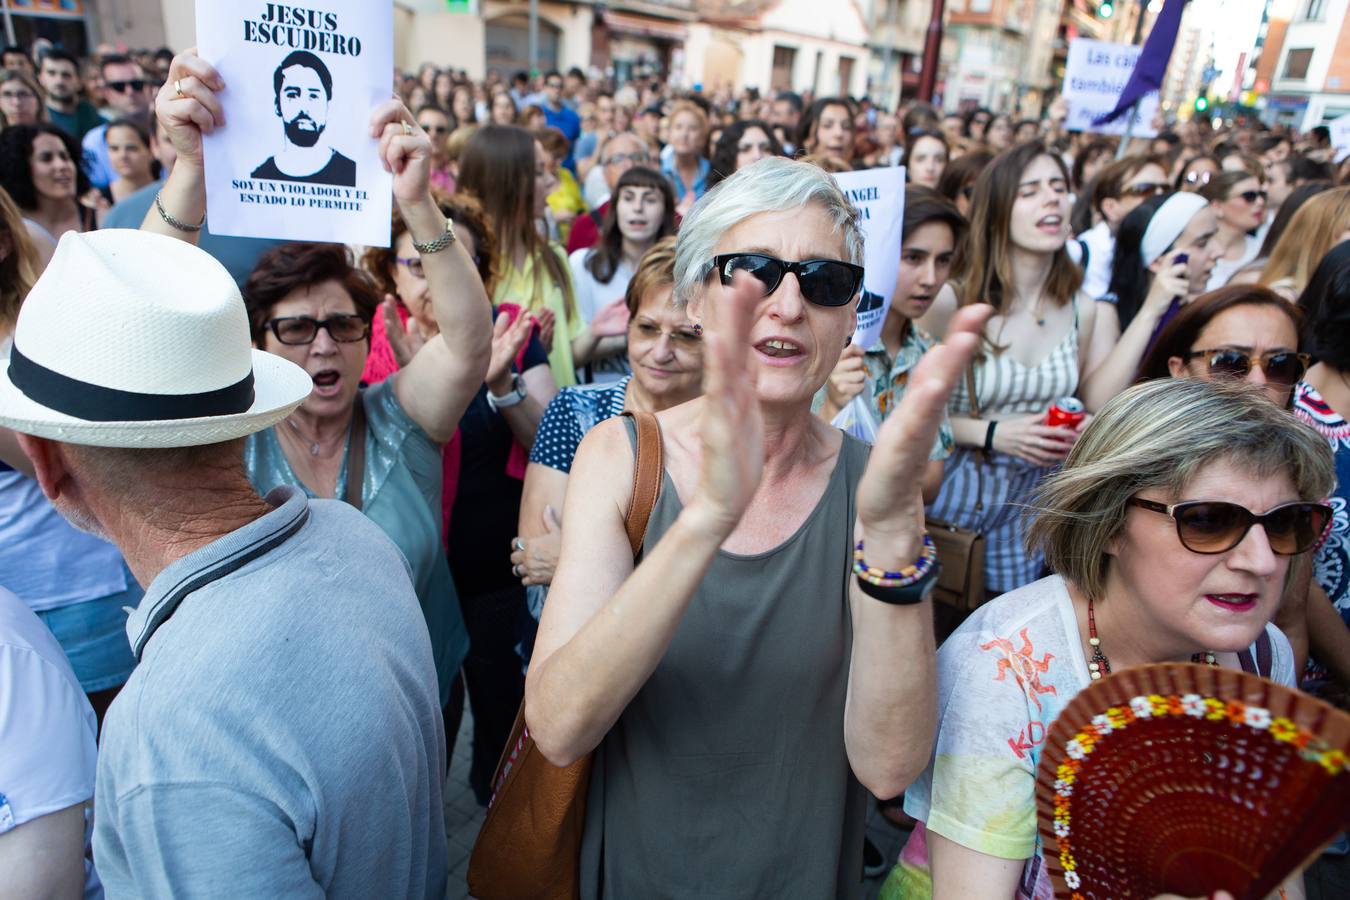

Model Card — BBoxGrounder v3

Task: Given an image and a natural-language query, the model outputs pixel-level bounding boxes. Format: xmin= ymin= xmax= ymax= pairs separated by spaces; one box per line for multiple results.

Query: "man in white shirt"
xmin=1076 ymin=155 xmax=1171 ymax=301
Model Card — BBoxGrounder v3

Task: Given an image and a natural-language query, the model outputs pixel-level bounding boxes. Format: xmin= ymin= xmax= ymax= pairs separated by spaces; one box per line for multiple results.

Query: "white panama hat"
xmin=0 ymin=229 xmax=312 ymax=448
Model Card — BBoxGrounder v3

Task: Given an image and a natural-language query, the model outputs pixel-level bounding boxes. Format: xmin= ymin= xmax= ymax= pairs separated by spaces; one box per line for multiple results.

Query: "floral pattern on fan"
xmin=1035 ymin=663 xmax=1350 ymax=900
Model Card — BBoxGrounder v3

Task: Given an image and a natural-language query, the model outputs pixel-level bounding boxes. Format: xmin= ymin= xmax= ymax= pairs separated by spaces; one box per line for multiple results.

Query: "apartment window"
xmin=771 ymin=45 xmax=797 ymax=91
xmin=1283 ymin=48 xmax=1314 ymax=80
xmin=1305 ymin=0 xmax=1326 ymax=20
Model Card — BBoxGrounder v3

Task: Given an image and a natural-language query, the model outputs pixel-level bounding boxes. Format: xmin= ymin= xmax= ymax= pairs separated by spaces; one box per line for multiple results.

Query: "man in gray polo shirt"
xmin=0 ymin=225 xmax=449 ymax=897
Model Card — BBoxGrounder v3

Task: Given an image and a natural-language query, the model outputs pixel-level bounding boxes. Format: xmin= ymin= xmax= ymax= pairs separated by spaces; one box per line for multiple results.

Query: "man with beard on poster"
xmin=252 ymin=50 xmax=356 ymax=186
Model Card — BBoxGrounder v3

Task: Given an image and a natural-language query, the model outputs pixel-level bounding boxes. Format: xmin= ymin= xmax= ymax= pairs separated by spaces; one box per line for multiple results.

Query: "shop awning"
xmin=603 ymin=11 xmax=688 ymax=42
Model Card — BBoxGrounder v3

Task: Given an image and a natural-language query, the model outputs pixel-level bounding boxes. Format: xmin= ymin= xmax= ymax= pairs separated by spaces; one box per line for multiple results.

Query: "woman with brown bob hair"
xmin=919 ymin=140 xmax=1108 ymax=597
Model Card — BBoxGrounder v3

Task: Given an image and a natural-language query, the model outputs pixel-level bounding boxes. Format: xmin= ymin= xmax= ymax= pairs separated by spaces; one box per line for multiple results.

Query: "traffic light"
xmin=1194 ymin=96 xmax=1209 ymax=112
xmin=1098 ymin=1 xmax=1115 ymax=17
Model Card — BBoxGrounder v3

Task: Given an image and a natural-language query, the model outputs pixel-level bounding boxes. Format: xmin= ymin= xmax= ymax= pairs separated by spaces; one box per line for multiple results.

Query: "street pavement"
xmin=443 ymin=709 xmax=1350 ymax=899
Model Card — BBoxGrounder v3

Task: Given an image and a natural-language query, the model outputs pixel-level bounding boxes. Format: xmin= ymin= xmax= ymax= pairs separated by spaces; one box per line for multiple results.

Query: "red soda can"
xmin=1046 ymin=397 xmax=1085 ymax=429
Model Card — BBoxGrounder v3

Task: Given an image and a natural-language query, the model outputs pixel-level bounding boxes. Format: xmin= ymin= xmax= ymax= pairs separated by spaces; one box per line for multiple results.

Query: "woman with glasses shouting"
xmin=143 ymin=49 xmax=493 ymax=739
xmin=525 ymin=157 xmax=991 ymax=897
xmin=1198 ymin=169 xmax=1268 ymax=290
xmin=885 ymin=377 xmax=1331 ymax=899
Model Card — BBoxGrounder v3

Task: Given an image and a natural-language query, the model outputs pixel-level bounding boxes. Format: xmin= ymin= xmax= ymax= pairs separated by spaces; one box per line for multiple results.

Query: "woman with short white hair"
xmin=525 ymin=156 xmax=991 ymax=897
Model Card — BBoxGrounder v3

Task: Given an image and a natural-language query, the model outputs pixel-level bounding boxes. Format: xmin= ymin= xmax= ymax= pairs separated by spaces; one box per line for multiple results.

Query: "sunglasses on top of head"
xmin=1127 ymin=497 xmax=1331 ymax=556
xmin=712 ymin=253 xmax=864 ymax=308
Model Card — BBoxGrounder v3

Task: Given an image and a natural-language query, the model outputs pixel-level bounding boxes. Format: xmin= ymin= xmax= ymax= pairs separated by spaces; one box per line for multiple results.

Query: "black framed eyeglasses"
xmin=1127 ymin=498 xmax=1331 ymax=556
xmin=265 ymin=314 xmax=370 ymax=345
xmin=106 ymin=79 xmax=146 ymax=93
xmin=711 ymin=252 xmax=864 ymax=308
xmin=1182 ymin=348 xmax=1310 ymax=386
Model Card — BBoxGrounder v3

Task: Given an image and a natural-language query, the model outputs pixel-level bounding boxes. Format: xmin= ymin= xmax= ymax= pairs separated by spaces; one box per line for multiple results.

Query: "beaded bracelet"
xmin=852 ymin=534 xmax=938 ymax=587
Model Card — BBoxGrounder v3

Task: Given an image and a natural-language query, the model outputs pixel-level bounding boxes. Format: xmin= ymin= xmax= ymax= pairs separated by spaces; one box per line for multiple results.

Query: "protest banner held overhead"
xmin=196 ymin=0 xmax=395 ymax=246
xmin=1062 ymin=39 xmax=1160 ymax=139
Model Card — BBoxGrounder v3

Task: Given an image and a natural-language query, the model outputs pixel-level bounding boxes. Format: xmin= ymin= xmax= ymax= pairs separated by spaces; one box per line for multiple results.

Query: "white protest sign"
xmin=197 ymin=0 xmax=394 ymax=246
xmin=834 ymin=166 xmax=906 ymax=350
xmin=1329 ymin=112 xmax=1350 ymax=160
xmin=1062 ymin=39 xmax=1159 ymax=139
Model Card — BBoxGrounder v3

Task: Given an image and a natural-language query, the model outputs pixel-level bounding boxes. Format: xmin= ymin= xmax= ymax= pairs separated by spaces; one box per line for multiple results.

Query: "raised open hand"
xmin=382 ymin=295 xmax=426 ymax=368
xmin=856 ymin=304 xmax=993 ymax=565
xmin=591 ymin=296 xmax=632 ymax=338
xmin=155 ymin=48 xmax=226 ymax=168
xmin=684 ymin=272 xmax=764 ymax=540
xmin=486 ymin=309 xmax=534 ymax=393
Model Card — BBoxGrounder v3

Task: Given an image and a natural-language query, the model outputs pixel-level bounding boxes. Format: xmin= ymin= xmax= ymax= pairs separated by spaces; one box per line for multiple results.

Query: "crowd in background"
xmin=2 ymin=36 xmax=1349 ymax=900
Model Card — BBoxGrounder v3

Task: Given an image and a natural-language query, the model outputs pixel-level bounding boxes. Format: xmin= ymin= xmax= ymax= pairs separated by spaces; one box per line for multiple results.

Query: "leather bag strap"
xmin=344 ymin=395 xmax=367 ymax=511
xmin=621 ymin=411 xmax=663 ymax=557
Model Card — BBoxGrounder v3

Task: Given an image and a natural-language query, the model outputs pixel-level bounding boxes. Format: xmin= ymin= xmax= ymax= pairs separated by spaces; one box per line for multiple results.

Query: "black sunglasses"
xmin=1183 ymin=348 xmax=1310 ymax=386
xmin=1128 ymin=498 xmax=1331 ymax=556
xmin=265 ymin=314 xmax=369 ymax=345
xmin=1120 ymin=181 xmax=1169 ymax=199
xmin=106 ymin=79 xmax=146 ymax=93
xmin=1233 ymin=189 xmax=1268 ymax=204
xmin=712 ymin=252 xmax=864 ymax=308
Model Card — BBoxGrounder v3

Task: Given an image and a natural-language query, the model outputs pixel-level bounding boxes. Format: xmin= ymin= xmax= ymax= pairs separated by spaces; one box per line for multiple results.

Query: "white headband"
xmin=1140 ymin=192 xmax=1209 ymax=267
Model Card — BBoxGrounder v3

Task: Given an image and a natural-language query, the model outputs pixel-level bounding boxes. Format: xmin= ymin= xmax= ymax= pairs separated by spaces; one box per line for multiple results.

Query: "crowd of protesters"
xmin=1 ymin=36 xmax=1348 ymax=900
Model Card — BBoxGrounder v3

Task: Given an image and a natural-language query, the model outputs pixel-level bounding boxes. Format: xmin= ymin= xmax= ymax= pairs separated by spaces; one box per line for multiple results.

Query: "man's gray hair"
xmin=672 ymin=157 xmax=864 ymax=306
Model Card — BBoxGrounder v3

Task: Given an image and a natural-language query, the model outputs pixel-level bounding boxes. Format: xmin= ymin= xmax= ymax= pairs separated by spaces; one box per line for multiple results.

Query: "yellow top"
xmin=547 ymin=167 xmax=589 ymax=245
xmin=493 ymin=244 xmax=582 ymax=387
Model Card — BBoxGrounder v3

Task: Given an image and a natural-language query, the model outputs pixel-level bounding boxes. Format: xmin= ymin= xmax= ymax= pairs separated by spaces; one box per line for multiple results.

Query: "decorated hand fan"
xmin=1035 ymin=663 xmax=1350 ymax=900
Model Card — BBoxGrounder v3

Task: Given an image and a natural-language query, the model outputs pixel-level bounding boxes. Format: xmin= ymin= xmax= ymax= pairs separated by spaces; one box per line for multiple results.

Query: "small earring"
xmin=692 ymin=322 xmax=703 ymax=337
xmin=844 ymin=335 xmax=852 ymax=347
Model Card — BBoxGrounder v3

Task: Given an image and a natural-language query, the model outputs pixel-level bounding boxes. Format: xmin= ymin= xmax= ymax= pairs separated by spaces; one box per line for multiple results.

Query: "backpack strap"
xmin=1238 ymin=628 xmax=1274 ymax=678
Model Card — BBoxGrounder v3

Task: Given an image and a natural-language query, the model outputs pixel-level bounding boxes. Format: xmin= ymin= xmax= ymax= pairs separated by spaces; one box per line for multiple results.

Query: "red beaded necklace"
xmin=1086 ymin=597 xmax=1216 ymax=681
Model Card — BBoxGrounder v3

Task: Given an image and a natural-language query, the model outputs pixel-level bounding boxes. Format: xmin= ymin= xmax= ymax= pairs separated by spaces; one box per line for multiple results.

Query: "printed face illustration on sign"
xmin=251 ymin=49 xmax=357 ymax=187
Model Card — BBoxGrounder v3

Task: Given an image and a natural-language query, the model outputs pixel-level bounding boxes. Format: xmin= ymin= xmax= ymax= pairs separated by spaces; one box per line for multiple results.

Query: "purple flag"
xmin=1093 ymin=0 xmax=1190 ymax=126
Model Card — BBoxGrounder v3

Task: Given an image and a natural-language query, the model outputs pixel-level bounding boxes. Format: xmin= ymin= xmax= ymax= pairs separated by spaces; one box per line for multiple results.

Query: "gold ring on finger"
xmin=175 ymin=79 xmax=185 ymax=99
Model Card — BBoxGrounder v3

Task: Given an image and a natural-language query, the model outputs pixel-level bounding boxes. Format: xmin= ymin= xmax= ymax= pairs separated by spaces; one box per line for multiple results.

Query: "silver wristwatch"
xmin=486 ymin=373 xmax=527 ymax=411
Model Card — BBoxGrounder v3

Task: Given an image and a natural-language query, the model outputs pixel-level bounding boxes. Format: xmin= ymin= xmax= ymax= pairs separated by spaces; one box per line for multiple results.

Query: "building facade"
xmin=1266 ymin=0 xmax=1350 ymax=128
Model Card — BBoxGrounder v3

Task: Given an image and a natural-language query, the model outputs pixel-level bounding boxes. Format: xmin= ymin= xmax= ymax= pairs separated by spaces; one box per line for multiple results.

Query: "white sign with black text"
xmin=1062 ymin=39 xmax=1159 ymax=139
xmin=196 ymin=0 xmax=394 ymax=246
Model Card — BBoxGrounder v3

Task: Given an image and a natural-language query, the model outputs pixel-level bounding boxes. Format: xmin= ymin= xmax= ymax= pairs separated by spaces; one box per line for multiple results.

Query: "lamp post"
xmin=917 ymin=0 xmax=946 ymax=104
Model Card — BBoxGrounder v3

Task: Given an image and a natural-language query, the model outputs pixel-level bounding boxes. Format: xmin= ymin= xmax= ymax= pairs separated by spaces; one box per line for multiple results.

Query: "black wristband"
xmin=983 ymin=420 xmax=998 ymax=453
xmin=855 ymin=565 xmax=940 ymax=605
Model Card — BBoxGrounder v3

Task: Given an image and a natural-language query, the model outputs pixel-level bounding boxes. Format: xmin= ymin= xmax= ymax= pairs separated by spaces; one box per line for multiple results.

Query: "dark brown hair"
xmin=1090 ymin=155 xmax=1167 ymax=217
xmin=457 ymin=124 xmax=576 ymax=321
xmin=936 ymin=149 xmax=993 ymax=206
xmin=584 ymin=166 xmax=675 ymax=283
xmin=956 ymin=141 xmax=1083 ymax=317
xmin=243 ymin=243 xmax=381 ymax=344
xmin=1136 ymin=284 xmax=1302 ymax=383
xmin=362 ymin=190 xmax=498 ymax=299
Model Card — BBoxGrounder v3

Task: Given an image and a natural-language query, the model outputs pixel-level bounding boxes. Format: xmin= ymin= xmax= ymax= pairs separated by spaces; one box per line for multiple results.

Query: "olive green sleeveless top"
xmin=579 ymin=420 xmax=871 ymax=898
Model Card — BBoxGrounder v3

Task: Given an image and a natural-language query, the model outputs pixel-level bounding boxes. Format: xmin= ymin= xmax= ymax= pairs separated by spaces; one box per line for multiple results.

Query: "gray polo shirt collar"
xmin=126 ymin=486 xmax=310 ymax=660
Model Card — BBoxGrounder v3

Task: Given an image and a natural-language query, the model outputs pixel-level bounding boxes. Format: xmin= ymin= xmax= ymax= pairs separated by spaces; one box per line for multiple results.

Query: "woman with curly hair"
xmin=707 ymin=118 xmax=782 ymax=189
xmin=0 ymin=122 xmax=97 ymax=244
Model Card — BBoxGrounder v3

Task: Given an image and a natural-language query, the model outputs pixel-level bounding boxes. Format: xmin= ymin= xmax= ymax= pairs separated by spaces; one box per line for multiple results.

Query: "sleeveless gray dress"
xmin=578 ymin=420 xmax=871 ymax=899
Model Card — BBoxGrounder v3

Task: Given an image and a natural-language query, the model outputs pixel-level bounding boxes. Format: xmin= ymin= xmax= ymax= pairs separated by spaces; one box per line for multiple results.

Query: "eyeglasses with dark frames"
xmin=264 ymin=314 xmax=370 ymax=345
xmin=1182 ymin=348 xmax=1310 ymax=386
xmin=1127 ymin=497 xmax=1331 ymax=556
xmin=711 ymin=252 xmax=865 ymax=308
